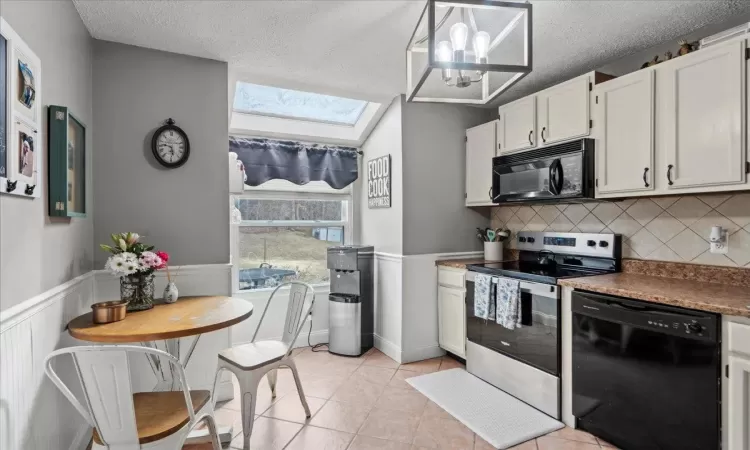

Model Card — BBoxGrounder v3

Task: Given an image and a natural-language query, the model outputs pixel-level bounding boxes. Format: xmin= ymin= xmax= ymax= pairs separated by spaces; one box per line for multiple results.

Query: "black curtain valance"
xmin=229 ymin=137 xmax=359 ymax=189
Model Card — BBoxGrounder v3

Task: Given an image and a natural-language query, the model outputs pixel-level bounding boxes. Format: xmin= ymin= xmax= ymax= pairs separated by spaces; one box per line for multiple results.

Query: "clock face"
xmin=151 ymin=122 xmax=190 ymax=168
xmin=156 ymin=129 xmax=186 ymax=165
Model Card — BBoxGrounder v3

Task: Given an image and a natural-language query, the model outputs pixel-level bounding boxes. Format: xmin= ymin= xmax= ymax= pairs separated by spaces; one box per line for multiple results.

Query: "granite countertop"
xmin=559 ymin=272 xmax=750 ymax=318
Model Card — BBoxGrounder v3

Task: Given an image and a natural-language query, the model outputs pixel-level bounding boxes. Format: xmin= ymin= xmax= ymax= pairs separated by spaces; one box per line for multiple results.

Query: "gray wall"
xmin=401 ymin=102 xmax=491 ymax=255
xmin=0 ymin=0 xmax=94 ymax=310
xmin=93 ymin=41 xmax=229 ymax=267
xmin=357 ymin=96 xmax=404 ymax=254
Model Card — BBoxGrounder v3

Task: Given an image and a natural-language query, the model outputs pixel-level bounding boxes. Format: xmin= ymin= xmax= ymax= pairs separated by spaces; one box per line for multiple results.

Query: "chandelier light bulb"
xmin=473 ymin=31 xmax=491 ymax=63
xmin=449 ymin=22 xmax=469 ymax=53
xmin=436 ymin=40 xmax=453 ymax=62
xmin=436 ymin=40 xmax=453 ymax=81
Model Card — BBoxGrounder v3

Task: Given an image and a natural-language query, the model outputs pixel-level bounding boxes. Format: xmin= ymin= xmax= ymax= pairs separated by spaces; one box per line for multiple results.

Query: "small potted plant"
xmin=100 ymin=233 xmax=169 ymax=311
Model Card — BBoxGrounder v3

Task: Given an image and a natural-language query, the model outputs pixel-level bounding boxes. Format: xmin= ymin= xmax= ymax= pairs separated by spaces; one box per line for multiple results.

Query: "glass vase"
xmin=120 ymin=273 xmax=155 ymax=311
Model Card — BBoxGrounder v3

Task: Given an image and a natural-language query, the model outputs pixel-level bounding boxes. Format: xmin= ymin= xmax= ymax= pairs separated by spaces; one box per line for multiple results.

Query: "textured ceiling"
xmin=73 ymin=0 xmax=750 ymax=106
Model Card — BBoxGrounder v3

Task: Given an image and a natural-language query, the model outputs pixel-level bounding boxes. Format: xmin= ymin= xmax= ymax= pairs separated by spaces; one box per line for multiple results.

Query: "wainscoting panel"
xmin=373 ymin=252 xmax=404 ymax=363
xmin=0 ymin=264 xmax=235 ymax=450
xmin=491 ymin=193 xmax=750 ymax=267
xmin=401 ymin=251 xmax=481 ymax=363
xmin=0 ymin=273 xmax=95 ymax=450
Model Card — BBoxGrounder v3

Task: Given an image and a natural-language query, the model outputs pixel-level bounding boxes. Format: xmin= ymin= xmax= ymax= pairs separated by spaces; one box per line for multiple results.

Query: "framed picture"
xmin=14 ymin=49 xmax=37 ymax=123
xmin=48 ymin=105 xmax=86 ymax=217
xmin=1 ymin=17 xmax=42 ymax=199
xmin=0 ymin=33 xmax=7 ymax=180
xmin=11 ymin=116 xmax=37 ymax=187
xmin=367 ymin=154 xmax=391 ymax=209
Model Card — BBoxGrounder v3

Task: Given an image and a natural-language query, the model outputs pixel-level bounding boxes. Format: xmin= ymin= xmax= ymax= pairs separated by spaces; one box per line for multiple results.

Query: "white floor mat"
xmin=407 ymin=368 xmax=564 ymax=449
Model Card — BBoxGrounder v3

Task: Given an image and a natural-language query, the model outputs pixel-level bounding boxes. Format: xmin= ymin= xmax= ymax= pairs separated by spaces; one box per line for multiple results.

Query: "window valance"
xmin=229 ymin=137 xmax=359 ymax=189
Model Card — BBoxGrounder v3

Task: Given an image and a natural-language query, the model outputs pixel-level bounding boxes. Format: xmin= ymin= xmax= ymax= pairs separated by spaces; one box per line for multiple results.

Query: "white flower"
xmin=106 ymin=252 xmax=139 ymax=276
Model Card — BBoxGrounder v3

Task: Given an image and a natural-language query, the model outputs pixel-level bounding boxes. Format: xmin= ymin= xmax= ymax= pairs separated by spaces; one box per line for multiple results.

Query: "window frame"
xmin=231 ymin=188 xmax=353 ymax=294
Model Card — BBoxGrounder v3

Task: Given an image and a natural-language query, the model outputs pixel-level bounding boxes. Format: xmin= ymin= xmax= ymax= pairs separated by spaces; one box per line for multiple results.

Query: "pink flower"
xmin=155 ymin=251 xmax=169 ymax=269
xmin=138 ymin=251 xmax=163 ymax=270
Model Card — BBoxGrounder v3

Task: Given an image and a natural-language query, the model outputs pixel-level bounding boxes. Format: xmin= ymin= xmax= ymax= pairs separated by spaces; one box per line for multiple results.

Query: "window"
xmin=233 ymin=190 xmax=351 ymax=291
xmin=233 ymin=82 xmax=368 ymax=125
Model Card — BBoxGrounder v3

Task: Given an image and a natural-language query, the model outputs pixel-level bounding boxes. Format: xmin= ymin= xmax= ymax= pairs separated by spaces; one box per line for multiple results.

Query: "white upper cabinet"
xmin=658 ymin=40 xmax=746 ymax=189
xmin=498 ymin=96 xmax=536 ymax=153
xmin=538 ymin=75 xmax=591 ymax=145
xmin=595 ymin=69 xmax=655 ymax=195
xmin=465 ymin=120 xmax=498 ymax=206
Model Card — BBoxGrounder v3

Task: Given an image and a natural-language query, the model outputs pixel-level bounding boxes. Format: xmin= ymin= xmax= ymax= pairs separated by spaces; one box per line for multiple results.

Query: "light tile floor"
xmin=184 ymin=347 xmax=617 ymax=450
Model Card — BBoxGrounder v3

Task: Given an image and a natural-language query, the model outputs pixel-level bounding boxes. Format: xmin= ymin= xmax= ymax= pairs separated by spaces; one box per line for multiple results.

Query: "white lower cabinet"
xmin=728 ymin=320 xmax=750 ymax=450
xmin=437 ymin=268 xmax=466 ymax=358
xmin=728 ymin=355 xmax=750 ymax=450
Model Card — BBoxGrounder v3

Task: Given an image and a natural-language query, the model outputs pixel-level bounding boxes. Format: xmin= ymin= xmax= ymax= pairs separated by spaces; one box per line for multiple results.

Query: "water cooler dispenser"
xmin=327 ymin=245 xmax=374 ymax=356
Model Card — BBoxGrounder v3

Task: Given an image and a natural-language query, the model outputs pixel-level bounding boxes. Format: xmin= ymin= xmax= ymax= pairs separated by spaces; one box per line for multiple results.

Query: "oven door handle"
xmin=519 ymin=281 xmax=558 ymax=298
xmin=466 ymin=273 xmax=559 ymax=299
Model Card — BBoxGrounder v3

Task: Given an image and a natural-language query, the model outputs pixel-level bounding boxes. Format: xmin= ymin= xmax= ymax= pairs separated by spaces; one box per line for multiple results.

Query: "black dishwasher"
xmin=572 ymin=291 xmax=720 ymax=450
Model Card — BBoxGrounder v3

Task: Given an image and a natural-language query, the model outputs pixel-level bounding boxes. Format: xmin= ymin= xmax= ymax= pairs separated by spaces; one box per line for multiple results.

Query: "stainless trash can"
xmin=328 ymin=294 xmax=362 ymax=356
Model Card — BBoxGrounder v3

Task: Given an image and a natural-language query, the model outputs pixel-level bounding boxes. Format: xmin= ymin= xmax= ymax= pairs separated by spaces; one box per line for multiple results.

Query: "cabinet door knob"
xmin=541 ymin=127 xmax=547 ymax=143
xmin=667 ymin=164 xmax=674 ymax=186
xmin=528 ymin=130 xmax=533 ymax=146
xmin=643 ymin=167 xmax=650 ymax=188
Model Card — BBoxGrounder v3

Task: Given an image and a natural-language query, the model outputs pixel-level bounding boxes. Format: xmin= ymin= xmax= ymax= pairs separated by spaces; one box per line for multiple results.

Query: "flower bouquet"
xmin=100 ymin=233 xmax=169 ymax=311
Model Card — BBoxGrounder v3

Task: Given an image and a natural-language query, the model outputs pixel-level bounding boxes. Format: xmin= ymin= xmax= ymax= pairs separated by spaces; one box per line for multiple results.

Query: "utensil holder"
xmin=484 ymin=241 xmax=503 ymax=261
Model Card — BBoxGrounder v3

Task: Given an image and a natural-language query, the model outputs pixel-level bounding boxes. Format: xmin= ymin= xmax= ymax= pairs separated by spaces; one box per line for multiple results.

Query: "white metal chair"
xmin=213 ymin=281 xmax=315 ymax=450
xmin=44 ymin=345 xmax=222 ymax=450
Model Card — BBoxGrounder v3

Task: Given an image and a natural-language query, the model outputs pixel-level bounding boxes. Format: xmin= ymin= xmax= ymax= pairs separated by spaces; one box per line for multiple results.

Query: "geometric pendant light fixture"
xmin=406 ymin=0 xmax=533 ymax=105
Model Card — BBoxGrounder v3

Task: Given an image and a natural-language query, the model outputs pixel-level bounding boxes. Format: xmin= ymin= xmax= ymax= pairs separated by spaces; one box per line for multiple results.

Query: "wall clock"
xmin=151 ymin=118 xmax=190 ymax=168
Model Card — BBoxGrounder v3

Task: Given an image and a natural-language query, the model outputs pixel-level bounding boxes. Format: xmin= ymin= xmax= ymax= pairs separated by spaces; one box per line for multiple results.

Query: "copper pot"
xmin=91 ymin=300 xmax=129 ymax=324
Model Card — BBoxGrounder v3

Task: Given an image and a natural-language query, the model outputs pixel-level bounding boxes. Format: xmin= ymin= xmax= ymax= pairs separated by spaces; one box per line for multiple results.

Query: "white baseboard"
xmin=401 ymin=344 xmax=445 ymax=364
xmin=374 ymin=333 xmax=402 ymax=364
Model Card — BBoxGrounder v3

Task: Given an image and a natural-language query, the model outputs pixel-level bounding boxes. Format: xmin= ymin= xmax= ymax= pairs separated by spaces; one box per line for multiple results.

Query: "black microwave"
xmin=491 ymin=138 xmax=595 ymax=204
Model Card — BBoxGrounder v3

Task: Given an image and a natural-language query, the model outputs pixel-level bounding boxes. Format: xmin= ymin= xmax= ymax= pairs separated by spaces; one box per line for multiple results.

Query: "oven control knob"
xmin=527 ymin=237 xmax=535 ymax=243
xmin=599 ymin=240 xmax=609 ymax=248
xmin=687 ymin=322 xmax=703 ymax=334
xmin=518 ymin=237 xmax=527 ymax=243
xmin=587 ymin=240 xmax=596 ymax=247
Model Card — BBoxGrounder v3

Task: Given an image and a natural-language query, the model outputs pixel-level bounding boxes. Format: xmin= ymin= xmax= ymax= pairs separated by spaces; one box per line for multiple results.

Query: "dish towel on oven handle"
xmin=495 ymin=276 xmax=521 ymax=329
xmin=473 ymin=273 xmax=495 ymax=320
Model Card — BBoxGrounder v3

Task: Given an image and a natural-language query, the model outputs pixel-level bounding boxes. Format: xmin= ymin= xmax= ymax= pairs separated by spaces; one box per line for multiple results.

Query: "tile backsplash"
xmin=490 ymin=193 xmax=750 ymax=268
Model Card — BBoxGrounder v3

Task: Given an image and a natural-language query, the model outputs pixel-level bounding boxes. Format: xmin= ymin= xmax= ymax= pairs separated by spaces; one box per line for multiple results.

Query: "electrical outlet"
xmin=709 ymin=226 xmax=729 ymax=254
xmin=710 ymin=240 xmax=728 ymax=254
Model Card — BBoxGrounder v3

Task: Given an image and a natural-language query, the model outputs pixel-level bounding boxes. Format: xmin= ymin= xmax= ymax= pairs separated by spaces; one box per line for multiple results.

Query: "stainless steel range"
xmin=465 ymin=231 xmax=622 ymax=419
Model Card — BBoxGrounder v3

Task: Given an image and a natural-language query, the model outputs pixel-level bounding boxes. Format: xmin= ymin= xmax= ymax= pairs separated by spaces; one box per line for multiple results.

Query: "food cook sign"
xmin=367 ymin=154 xmax=391 ymax=209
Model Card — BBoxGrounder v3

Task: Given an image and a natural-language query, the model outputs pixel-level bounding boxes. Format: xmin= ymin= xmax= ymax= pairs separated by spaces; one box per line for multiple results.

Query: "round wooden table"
xmin=68 ymin=296 xmax=253 ymax=445
xmin=68 ymin=296 xmax=253 ymax=343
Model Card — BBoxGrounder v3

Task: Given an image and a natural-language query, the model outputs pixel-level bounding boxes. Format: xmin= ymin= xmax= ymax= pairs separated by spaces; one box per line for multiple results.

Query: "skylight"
xmin=233 ymin=82 xmax=369 ymax=125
